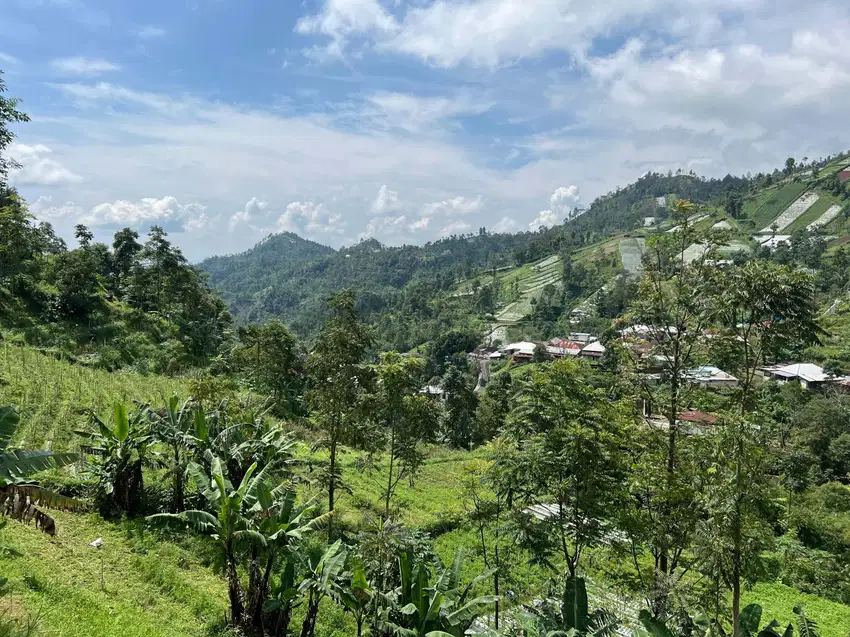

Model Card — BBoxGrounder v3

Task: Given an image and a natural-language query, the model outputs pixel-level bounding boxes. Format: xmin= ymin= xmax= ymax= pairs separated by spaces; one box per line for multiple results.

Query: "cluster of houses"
xmin=488 ymin=332 xmax=607 ymax=362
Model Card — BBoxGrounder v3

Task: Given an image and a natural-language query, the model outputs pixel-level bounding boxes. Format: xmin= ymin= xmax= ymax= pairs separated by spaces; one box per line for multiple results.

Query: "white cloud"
xmin=82 ymin=196 xmax=209 ymax=231
xmin=230 ymin=197 xmax=269 ymax=230
xmin=371 ymin=184 xmax=400 ymax=214
xmin=550 ymin=185 xmax=580 ymax=206
xmin=422 ymin=195 xmax=483 ymax=217
xmin=295 ymin=0 xmax=398 ymax=58
xmin=277 ymin=201 xmax=345 ymax=237
xmin=492 ymin=216 xmax=519 ymax=233
xmin=0 ymin=52 xmax=21 ymax=65
xmin=363 ymin=91 xmax=492 ymax=132
xmin=439 ymin=220 xmax=472 ymax=236
xmin=9 ymin=143 xmax=82 ymax=186
xmin=50 ymin=57 xmax=121 ymax=77
xmin=136 ymin=26 xmax=166 ymax=38
xmin=529 ymin=209 xmax=559 ymax=230
xmin=409 ymin=217 xmax=431 ymax=231
xmin=27 ymin=196 xmax=84 ymax=220
xmin=359 ymin=214 xmax=410 ymax=239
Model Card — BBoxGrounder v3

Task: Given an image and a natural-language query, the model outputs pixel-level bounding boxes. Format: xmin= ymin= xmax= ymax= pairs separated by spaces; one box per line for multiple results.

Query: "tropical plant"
xmin=76 ymin=402 xmax=154 ymax=515
xmin=150 ymin=395 xmax=195 ymax=512
xmin=298 ymin=540 xmax=349 ymax=637
xmin=381 ymin=550 xmax=498 ymax=637
xmin=334 ymin=562 xmax=374 ymax=637
xmin=637 ymin=603 xmax=800 ymax=637
xmin=516 ymin=576 xmax=619 ymax=637
xmin=146 ymin=458 xmax=273 ymax=627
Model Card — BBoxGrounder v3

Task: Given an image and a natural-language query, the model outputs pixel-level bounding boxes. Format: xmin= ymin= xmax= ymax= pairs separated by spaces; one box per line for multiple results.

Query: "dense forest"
xmin=2 ymin=68 xmax=850 ymax=637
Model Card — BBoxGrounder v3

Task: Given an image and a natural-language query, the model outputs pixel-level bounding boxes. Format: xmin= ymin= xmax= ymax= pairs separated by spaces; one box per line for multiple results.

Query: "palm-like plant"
xmin=637 ymin=603 xmax=803 ymax=637
xmin=146 ymin=457 xmax=272 ymax=627
xmin=297 ymin=540 xmax=349 ymax=637
xmin=381 ymin=550 xmax=498 ymax=637
xmin=517 ymin=576 xmax=618 ymax=637
xmin=76 ymin=402 xmax=153 ymax=515
xmin=0 ymin=405 xmax=78 ymax=534
xmin=150 ymin=395 xmax=195 ymax=512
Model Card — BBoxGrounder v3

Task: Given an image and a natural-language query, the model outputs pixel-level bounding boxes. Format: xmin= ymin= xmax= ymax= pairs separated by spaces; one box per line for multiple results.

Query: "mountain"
xmin=199 ymin=153 xmax=850 ymax=350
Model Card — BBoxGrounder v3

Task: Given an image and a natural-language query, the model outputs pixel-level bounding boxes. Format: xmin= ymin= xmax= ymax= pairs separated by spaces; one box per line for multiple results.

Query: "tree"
xmin=368 ymin=351 xmax=438 ymax=516
xmin=76 ymin=403 xmax=154 ymax=515
xmin=474 ymin=372 xmax=513 ymax=443
xmin=306 ymin=290 xmax=373 ymax=539
xmin=784 ymin=157 xmax=796 ymax=175
xmin=0 ymin=70 xmax=30 ymax=186
xmin=111 ymin=227 xmax=141 ymax=290
xmin=234 ymin=320 xmax=304 ymax=415
xmin=502 ymin=358 xmax=630 ymax=577
xmin=696 ymin=415 xmax=777 ymax=636
xmin=627 ymin=199 xmax=722 ymax=617
xmin=147 ymin=458 xmax=273 ymax=628
xmin=441 ymin=364 xmax=478 ymax=449
xmin=725 ymin=190 xmax=744 ymax=219
xmin=380 ymin=550 xmax=497 ymax=637
xmin=709 ymin=260 xmax=821 ymax=412
xmin=74 ymin=224 xmax=94 ymax=248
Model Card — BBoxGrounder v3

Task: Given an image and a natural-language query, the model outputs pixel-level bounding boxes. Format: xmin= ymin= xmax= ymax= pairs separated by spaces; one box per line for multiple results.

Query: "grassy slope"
xmin=0 ymin=342 xmax=187 ymax=450
xmin=784 ymin=193 xmax=840 ymax=233
xmin=746 ymin=182 xmax=808 ymax=231
xmin=0 ymin=512 xmax=227 ymax=637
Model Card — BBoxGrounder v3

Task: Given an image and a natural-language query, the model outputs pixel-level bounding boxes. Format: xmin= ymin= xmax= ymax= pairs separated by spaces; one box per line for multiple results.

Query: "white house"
xmin=580 ymin=340 xmax=606 ymax=358
xmin=765 ymin=363 xmax=829 ymax=389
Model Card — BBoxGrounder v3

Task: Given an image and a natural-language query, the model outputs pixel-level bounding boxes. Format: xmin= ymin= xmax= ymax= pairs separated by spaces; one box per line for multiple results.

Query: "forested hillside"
xmin=4 ymin=69 xmax=850 ymax=637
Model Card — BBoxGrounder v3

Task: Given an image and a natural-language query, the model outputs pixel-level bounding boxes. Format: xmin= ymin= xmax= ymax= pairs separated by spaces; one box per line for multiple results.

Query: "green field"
xmin=0 ymin=342 xmax=187 ymax=449
xmin=745 ymin=182 xmax=808 ymax=231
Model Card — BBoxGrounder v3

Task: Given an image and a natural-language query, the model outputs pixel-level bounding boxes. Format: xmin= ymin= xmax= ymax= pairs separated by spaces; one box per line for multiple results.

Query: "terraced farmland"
xmin=618 ymin=237 xmax=645 ymax=275
xmin=745 ymin=182 xmax=807 ymax=230
xmin=761 ymin=191 xmax=819 ymax=232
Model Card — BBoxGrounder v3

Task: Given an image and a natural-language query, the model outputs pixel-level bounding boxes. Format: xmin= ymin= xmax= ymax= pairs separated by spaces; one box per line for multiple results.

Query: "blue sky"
xmin=2 ymin=0 xmax=849 ymax=260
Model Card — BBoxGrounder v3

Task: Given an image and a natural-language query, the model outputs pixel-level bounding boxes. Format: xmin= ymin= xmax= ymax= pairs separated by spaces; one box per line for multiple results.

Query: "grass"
xmin=742 ymin=582 xmax=850 ymax=637
xmin=0 ymin=342 xmax=187 ymax=450
xmin=784 ymin=193 xmax=840 ymax=233
xmin=0 ymin=512 xmax=227 ymax=637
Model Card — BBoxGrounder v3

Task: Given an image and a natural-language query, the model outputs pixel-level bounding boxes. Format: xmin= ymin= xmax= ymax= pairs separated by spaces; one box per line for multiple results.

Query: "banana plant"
xmin=518 ymin=576 xmax=619 ymax=637
xmin=150 ymin=395 xmax=195 ymax=512
xmin=0 ymin=405 xmax=78 ymax=535
xmin=333 ymin=562 xmax=374 ymax=637
xmin=637 ymin=603 xmax=796 ymax=637
xmin=75 ymin=402 xmax=153 ymax=515
xmin=147 ymin=457 xmax=273 ymax=628
xmin=381 ymin=550 xmax=498 ymax=637
xmin=298 ymin=540 xmax=349 ymax=637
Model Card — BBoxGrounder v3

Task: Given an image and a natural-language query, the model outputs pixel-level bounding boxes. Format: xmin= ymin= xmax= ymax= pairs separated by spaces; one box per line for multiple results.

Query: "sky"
xmin=2 ymin=0 xmax=849 ymax=261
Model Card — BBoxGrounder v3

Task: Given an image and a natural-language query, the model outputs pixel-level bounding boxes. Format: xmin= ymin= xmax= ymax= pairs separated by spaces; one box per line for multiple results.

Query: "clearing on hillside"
xmin=618 ymin=237 xmax=645 ymax=275
xmin=808 ymin=204 xmax=843 ymax=230
xmin=760 ymin=190 xmax=819 ymax=232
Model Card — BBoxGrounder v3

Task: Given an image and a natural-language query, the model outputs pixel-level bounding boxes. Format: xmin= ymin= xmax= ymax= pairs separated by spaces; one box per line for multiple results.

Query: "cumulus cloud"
xmin=82 ymin=196 xmax=209 ymax=231
xmin=360 ymin=214 xmax=411 ymax=239
xmin=439 ymin=220 xmax=472 ymax=236
xmin=295 ymin=0 xmax=397 ymax=58
xmin=277 ymin=201 xmax=345 ymax=237
xmin=371 ymin=184 xmax=400 ymax=214
xmin=230 ymin=197 xmax=269 ymax=230
xmin=9 ymin=143 xmax=82 ymax=186
xmin=528 ymin=209 xmax=560 ymax=231
xmin=27 ymin=196 xmax=84 ymax=220
xmin=422 ymin=195 xmax=483 ymax=217
xmin=550 ymin=185 xmax=580 ymax=206
xmin=50 ymin=57 xmax=121 ymax=77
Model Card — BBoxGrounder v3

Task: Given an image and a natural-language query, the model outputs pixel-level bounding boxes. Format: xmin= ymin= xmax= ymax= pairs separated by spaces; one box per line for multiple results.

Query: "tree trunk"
xmin=171 ymin=445 xmax=184 ymax=513
xmin=385 ymin=428 xmax=396 ymax=517
xmin=328 ymin=432 xmax=338 ymax=540
xmin=300 ymin=593 xmax=321 ymax=637
xmin=227 ymin=549 xmax=245 ymax=627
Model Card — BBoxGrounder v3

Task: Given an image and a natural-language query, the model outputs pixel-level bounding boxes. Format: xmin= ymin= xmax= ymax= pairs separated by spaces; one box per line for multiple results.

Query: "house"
xmin=839 ymin=164 xmax=850 ymax=184
xmin=419 ymin=385 xmax=445 ymax=398
xmin=684 ymin=365 xmax=738 ymax=388
xmin=764 ymin=363 xmax=829 ymax=389
xmin=580 ymin=340 xmax=606 ymax=359
xmin=503 ymin=341 xmax=537 ymax=360
xmin=569 ymin=332 xmax=594 ymax=343
xmin=757 ymin=235 xmax=791 ymax=250
xmin=678 ymin=410 xmax=718 ymax=435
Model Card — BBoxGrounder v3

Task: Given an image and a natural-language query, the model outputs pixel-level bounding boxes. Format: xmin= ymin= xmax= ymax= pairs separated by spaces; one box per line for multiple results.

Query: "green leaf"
xmin=114 ymin=403 xmax=129 ymax=442
xmin=741 ymin=604 xmax=763 ymax=636
xmin=563 ymin=577 xmax=589 ymax=632
xmin=638 ymin=610 xmax=676 ymax=637
xmin=0 ymin=406 xmax=20 ymax=450
xmin=193 ymin=409 xmax=208 ymax=441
